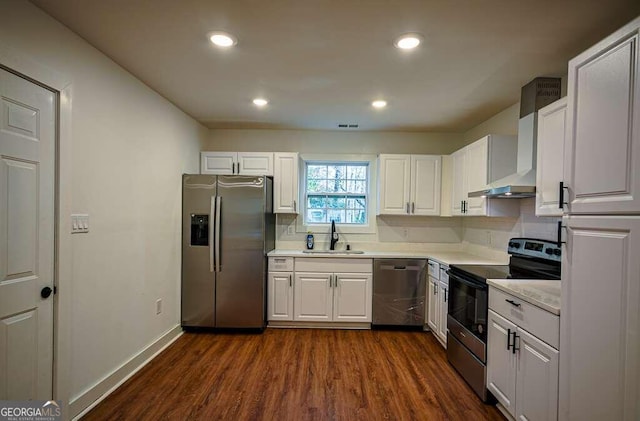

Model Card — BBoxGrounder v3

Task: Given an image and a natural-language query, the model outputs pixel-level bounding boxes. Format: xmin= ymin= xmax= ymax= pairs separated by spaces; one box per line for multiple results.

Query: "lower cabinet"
xmin=427 ymin=262 xmax=448 ymax=347
xmin=294 ymin=272 xmax=372 ymax=322
xmin=267 ymin=272 xmax=294 ymax=321
xmin=487 ymin=302 xmax=559 ymax=420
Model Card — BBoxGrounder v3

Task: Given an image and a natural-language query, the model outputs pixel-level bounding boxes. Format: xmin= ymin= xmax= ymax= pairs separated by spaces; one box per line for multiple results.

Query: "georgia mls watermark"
xmin=0 ymin=400 xmax=61 ymax=421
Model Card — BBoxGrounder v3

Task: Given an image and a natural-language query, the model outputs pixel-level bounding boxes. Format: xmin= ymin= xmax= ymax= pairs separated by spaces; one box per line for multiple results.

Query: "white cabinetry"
xmin=378 ymin=154 xmax=441 ymax=216
xmin=449 ymin=135 xmax=520 ymax=217
xmin=274 ymin=152 xmax=299 ymax=213
xmin=293 ymin=258 xmax=372 ymax=323
xmin=426 ymin=260 xmax=448 ymax=347
xmin=535 ymin=98 xmax=567 ymax=216
xmin=487 ymin=288 xmax=559 ymax=420
xmin=267 ymin=257 xmax=294 ymax=321
xmin=201 ymin=151 xmax=273 ymax=175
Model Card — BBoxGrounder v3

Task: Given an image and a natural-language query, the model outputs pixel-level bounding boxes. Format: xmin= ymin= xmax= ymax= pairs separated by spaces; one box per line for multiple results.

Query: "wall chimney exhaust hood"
xmin=469 ymin=77 xmax=561 ymax=199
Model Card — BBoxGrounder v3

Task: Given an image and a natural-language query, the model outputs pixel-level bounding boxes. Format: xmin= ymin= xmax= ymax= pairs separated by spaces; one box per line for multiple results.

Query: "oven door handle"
xmin=448 ymin=272 xmax=488 ymax=291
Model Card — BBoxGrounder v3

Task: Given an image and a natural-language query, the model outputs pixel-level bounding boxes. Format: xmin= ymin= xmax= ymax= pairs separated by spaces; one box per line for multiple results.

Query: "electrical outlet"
xmin=287 ymin=225 xmax=295 ymax=235
xmin=156 ymin=299 xmax=162 ymax=315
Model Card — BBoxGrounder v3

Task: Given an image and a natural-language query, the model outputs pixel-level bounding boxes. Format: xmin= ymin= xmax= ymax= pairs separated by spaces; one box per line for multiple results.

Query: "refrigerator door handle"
xmin=215 ymin=196 xmax=222 ymax=272
xmin=209 ymin=196 xmax=215 ymax=272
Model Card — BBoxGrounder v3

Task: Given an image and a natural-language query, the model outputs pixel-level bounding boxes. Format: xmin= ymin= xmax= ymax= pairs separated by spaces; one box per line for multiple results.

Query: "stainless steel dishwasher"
xmin=372 ymin=259 xmax=427 ymax=326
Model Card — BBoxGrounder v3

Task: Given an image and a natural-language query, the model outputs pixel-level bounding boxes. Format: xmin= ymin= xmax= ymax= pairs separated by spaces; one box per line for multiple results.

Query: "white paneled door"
xmin=0 ymin=68 xmax=55 ymax=400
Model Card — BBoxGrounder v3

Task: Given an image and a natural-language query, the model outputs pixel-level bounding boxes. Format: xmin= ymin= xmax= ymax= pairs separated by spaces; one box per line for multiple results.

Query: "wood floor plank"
xmin=82 ymin=329 xmax=504 ymax=421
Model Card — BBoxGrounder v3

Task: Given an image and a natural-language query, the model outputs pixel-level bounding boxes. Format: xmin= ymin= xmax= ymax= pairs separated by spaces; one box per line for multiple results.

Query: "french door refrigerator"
xmin=182 ymin=174 xmax=275 ymax=329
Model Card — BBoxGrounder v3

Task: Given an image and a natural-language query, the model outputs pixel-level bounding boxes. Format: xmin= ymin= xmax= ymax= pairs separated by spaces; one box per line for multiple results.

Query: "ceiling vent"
xmin=338 ymin=123 xmax=359 ymax=129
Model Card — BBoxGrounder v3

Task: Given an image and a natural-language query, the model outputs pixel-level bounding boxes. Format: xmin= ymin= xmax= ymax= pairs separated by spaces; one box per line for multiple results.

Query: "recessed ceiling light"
xmin=372 ymin=100 xmax=387 ymax=109
xmin=394 ymin=33 xmax=423 ymax=50
xmin=253 ymin=98 xmax=268 ymax=107
xmin=209 ymin=31 xmax=237 ymax=48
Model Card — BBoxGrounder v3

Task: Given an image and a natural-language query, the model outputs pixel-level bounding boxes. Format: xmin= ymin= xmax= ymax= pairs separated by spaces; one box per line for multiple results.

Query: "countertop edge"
xmin=487 ymin=279 xmax=561 ymax=316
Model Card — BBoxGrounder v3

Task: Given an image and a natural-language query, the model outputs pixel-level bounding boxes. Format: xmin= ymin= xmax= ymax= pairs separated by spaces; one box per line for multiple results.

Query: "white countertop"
xmin=268 ymin=249 xmax=507 ymax=266
xmin=487 ymin=279 xmax=561 ymax=315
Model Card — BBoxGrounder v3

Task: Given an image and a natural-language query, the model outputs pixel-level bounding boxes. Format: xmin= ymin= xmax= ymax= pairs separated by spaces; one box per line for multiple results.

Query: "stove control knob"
xmin=545 ymin=248 xmax=553 ymax=255
xmin=553 ymin=249 xmax=561 ymax=256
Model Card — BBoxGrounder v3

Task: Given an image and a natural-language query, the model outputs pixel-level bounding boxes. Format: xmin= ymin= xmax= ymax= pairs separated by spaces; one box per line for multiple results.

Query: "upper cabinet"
xmin=563 ymin=23 xmax=640 ymax=214
xmin=378 ymin=154 xmax=441 ymax=216
xmin=450 ymin=135 xmax=520 ymax=217
xmin=201 ymin=151 xmax=274 ymax=176
xmin=535 ymin=97 xmax=567 ymax=216
xmin=273 ymin=152 xmax=299 ymax=214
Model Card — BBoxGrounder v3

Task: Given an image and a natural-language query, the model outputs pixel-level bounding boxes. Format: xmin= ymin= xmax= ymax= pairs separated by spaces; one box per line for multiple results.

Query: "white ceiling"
xmin=32 ymin=0 xmax=640 ymax=132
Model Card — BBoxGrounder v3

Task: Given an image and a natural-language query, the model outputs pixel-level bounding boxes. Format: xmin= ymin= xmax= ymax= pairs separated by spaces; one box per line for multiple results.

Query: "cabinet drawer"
xmin=269 ymin=257 xmax=294 ymax=272
xmin=427 ymin=260 xmax=440 ymax=278
xmin=295 ymin=258 xmax=372 ymax=273
xmin=489 ymin=287 xmax=559 ymax=349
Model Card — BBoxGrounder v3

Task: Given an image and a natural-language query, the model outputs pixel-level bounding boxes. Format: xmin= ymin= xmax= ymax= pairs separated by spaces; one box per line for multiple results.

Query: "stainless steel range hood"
xmin=469 ymin=78 xmax=561 ymax=199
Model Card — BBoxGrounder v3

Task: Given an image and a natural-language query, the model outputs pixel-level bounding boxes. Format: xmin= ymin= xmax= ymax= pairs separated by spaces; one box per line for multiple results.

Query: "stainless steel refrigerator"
xmin=181 ymin=174 xmax=275 ymax=329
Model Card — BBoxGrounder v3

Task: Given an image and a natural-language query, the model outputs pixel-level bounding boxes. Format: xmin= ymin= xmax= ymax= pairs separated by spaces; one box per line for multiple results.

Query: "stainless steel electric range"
xmin=446 ymin=238 xmax=561 ymax=402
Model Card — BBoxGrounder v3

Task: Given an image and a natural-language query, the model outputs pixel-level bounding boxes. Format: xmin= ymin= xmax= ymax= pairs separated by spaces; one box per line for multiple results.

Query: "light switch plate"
xmin=71 ymin=214 xmax=89 ymax=234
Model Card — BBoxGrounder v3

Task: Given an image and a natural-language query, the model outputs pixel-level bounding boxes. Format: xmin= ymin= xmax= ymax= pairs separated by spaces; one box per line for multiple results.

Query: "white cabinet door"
xmin=410 ymin=155 xmax=441 ymax=216
xmin=564 ymin=21 xmax=640 ymax=214
xmin=333 ymin=273 xmax=372 ymax=322
xmin=437 ymin=280 xmax=448 ymax=344
xmin=237 ymin=152 xmax=273 ymax=176
xmin=427 ymin=277 xmax=439 ymax=332
xmin=274 ymin=152 xmax=299 ymax=213
xmin=487 ymin=310 xmax=517 ymax=418
xmin=378 ymin=154 xmax=411 ymax=215
xmin=464 ymin=136 xmax=489 ymax=215
xmin=450 ymin=148 xmax=466 ymax=216
xmin=267 ymin=272 xmax=293 ymax=321
xmin=536 ymin=98 xmax=567 ymax=216
xmin=560 ymin=216 xmax=640 ymax=421
xmin=201 ymin=151 xmax=236 ymax=174
xmin=294 ymin=272 xmax=332 ymax=321
xmin=516 ymin=328 xmax=559 ymax=421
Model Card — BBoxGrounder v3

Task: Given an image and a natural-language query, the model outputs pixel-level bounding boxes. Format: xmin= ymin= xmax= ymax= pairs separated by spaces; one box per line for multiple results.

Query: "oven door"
xmin=447 ymin=272 xmax=488 ymax=344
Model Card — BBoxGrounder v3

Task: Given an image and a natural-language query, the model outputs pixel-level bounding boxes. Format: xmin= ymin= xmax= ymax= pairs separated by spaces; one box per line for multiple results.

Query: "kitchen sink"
xmin=302 ymin=250 xmax=365 ymax=254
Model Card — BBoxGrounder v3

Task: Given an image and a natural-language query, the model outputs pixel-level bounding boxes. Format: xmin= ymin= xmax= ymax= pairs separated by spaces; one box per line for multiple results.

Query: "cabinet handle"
xmin=293 ymin=200 xmax=296 ymax=212
xmin=443 ymin=288 xmax=448 ymax=302
xmin=433 ymin=281 xmax=438 ymax=295
xmin=406 ymin=202 xmax=410 ymax=214
xmin=507 ymin=328 xmax=512 ymax=350
xmin=289 ymin=274 xmax=292 ymax=287
xmin=558 ymin=181 xmax=569 ymax=209
xmin=505 ymin=299 xmax=521 ymax=308
xmin=411 ymin=202 xmax=415 ymax=214
xmin=557 ymin=221 xmax=567 ymax=247
xmin=512 ymin=331 xmax=519 ymax=354
xmin=236 ymin=162 xmax=240 ymax=174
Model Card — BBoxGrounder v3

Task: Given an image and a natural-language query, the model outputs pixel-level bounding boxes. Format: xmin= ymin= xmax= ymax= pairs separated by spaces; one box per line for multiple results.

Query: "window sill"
xmin=296 ymin=220 xmax=377 ymax=235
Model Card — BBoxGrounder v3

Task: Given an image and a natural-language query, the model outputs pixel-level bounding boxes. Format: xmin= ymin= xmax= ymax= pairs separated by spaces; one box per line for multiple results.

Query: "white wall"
xmin=0 ymin=1 xmax=207 ymax=415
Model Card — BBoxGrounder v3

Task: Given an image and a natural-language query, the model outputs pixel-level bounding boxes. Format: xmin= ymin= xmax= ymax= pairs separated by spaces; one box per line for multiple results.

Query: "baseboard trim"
xmin=70 ymin=325 xmax=183 ymax=420
xmin=267 ymin=321 xmax=371 ymax=329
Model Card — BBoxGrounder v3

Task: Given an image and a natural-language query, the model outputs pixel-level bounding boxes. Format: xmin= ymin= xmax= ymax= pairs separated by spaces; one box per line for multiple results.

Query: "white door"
xmin=427 ymin=278 xmax=439 ymax=332
xmin=273 ymin=152 xmax=298 ymax=214
xmin=535 ymin=98 xmax=567 ymax=216
xmin=437 ymin=280 xmax=448 ymax=344
xmin=560 ymin=216 xmax=640 ymax=421
xmin=410 ymin=155 xmax=441 ymax=216
xmin=564 ymin=20 xmax=640 ymax=214
xmin=333 ymin=273 xmax=371 ymax=322
xmin=450 ymin=149 xmax=466 ymax=215
xmin=0 ymin=69 xmax=55 ymax=400
xmin=293 ymin=272 xmax=332 ymax=321
xmin=516 ymin=328 xmax=559 ymax=421
xmin=267 ymin=272 xmax=293 ymax=321
xmin=464 ymin=137 xmax=488 ymax=215
xmin=378 ymin=154 xmax=411 ymax=215
xmin=487 ymin=310 xmax=517 ymax=418
xmin=237 ymin=152 xmax=273 ymax=176
xmin=200 ymin=151 xmax=236 ymax=174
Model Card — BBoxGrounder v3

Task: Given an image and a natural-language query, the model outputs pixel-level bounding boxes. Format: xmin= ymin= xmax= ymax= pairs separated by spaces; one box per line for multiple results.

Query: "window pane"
xmin=307 ymin=165 xmax=327 ymax=179
xmin=327 ymin=209 xmax=345 ymax=223
xmin=346 ymin=180 xmax=366 ymax=194
xmin=326 ymin=196 xmax=346 ymax=208
xmin=347 ymin=165 xmax=366 ymax=180
xmin=346 ymin=197 xmax=366 ymax=209
xmin=346 ymin=209 xmax=366 ymax=224
xmin=307 ymin=179 xmax=327 ymax=193
xmin=308 ymin=196 xmax=326 ymax=208
xmin=307 ymin=209 xmax=326 ymax=223
xmin=326 ymin=180 xmax=346 ymax=192
xmin=327 ymin=165 xmax=346 ymax=180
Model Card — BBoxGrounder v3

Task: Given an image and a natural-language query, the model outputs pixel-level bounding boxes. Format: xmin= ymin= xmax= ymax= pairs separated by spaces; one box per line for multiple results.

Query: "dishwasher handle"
xmin=378 ymin=265 xmax=422 ymax=271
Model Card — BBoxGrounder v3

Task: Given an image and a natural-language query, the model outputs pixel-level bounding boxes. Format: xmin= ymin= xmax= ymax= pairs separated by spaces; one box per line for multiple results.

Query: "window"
xmin=304 ymin=162 xmax=369 ymax=225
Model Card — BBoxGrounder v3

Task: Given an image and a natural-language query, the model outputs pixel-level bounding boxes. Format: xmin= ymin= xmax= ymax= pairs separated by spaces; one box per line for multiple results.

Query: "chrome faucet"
xmin=330 ymin=220 xmax=339 ymax=250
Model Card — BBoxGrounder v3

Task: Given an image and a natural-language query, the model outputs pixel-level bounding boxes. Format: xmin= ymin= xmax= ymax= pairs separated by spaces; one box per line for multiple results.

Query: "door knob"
xmin=41 ymin=286 xmax=53 ymax=299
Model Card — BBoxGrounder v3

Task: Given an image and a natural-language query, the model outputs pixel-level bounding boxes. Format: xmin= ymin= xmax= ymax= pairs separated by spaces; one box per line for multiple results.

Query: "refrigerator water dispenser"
xmin=190 ymin=214 xmax=209 ymax=246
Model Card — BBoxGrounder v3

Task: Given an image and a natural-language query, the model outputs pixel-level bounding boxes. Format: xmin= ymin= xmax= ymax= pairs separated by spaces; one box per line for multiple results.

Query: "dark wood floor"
xmin=83 ymin=329 xmax=504 ymax=420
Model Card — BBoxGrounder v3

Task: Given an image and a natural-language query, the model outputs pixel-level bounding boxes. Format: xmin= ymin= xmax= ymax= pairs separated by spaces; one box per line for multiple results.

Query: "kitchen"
xmin=0 ymin=1 xmax=639 ymax=420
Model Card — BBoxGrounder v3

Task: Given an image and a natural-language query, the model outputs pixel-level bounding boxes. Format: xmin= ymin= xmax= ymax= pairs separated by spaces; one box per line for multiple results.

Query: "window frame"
xmin=296 ymin=154 xmax=378 ymax=234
